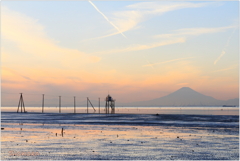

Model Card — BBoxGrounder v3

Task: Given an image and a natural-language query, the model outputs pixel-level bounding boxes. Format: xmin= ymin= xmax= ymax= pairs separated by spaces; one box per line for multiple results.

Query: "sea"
xmin=1 ymin=106 xmax=239 ymax=115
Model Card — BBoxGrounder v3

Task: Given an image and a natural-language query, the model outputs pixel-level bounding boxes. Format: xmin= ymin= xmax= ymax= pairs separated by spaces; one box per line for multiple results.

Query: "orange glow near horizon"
xmin=1 ymin=3 xmax=239 ymax=103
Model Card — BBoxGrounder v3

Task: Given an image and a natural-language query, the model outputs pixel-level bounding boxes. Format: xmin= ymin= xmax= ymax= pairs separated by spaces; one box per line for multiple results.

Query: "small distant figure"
xmin=61 ymin=128 xmax=64 ymax=137
xmin=156 ymin=113 xmax=159 ymax=116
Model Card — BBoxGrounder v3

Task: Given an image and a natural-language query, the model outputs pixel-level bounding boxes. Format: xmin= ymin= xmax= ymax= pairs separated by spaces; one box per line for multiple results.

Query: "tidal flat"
xmin=1 ymin=112 xmax=239 ymax=160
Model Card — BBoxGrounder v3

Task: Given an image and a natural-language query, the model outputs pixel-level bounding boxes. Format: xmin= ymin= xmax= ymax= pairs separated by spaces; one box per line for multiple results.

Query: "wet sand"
xmin=1 ymin=113 xmax=239 ymax=160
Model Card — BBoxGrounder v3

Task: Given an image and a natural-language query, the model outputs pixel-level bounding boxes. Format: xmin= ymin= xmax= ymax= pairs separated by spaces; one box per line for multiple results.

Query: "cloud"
xmin=93 ymin=25 xmax=234 ymax=55
xmin=2 ymin=67 xmax=32 ymax=81
xmin=143 ymin=57 xmax=195 ymax=67
xmin=145 ymin=60 xmax=155 ymax=69
xmin=88 ymin=1 xmax=127 ymax=38
xmin=1 ymin=6 xmax=101 ymax=68
xmin=1 ymin=67 xmax=41 ymax=92
xmin=114 ymin=1 xmax=211 ymax=33
xmin=140 ymin=60 xmax=203 ymax=91
xmin=93 ymin=37 xmax=185 ymax=55
xmin=212 ymin=64 xmax=239 ymax=73
xmin=155 ymin=26 xmax=236 ymax=39
xmin=89 ymin=1 xmax=213 ymax=39
xmin=151 ymin=26 xmax=236 ymax=58
xmin=84 ymin=2 xmax=230 ymax=56
xmin=79 ymin=32 xmax=120 ymax=43
xmin=1 ymin=6 xmax=104 ymax=95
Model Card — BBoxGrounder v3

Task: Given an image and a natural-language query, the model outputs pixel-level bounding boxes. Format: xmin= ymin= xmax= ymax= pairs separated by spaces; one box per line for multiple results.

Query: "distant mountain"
xmin=224 ymin=98 xmax=239 ymax=106
xmin=122 ymin=87 xmax=239 ymax=107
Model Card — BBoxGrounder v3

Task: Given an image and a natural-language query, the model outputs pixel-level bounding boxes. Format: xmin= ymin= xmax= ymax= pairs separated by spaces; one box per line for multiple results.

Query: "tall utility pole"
xmin=42 ymin=94 xmax=44 ymax=113
xmin=59 ymin=96 xmax=61 ymax=113
xmin=74 ymin=96 xmax=76 ymax=113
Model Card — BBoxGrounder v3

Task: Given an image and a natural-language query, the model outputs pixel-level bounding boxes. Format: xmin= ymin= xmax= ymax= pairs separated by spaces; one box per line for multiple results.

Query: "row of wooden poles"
xmin=17 ymin=93 xmax=101 ymax=114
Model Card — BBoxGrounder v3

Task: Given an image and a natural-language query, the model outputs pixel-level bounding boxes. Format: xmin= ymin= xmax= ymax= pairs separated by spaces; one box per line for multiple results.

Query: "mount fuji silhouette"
xmin=124 ymin=87 xmax=239 ymax=107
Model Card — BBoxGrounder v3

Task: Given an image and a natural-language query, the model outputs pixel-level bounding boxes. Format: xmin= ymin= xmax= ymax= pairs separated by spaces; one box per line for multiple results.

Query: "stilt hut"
xmin=105 ymin=95 xmax=115 ymax=114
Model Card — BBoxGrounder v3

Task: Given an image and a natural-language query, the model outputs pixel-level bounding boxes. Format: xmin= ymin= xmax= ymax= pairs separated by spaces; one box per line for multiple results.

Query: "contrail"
xmin=143 ymin=55 xmax=155 ymax=69
xmin=214 ymin=27 xmax=237 ymax=65
xmin=143 ymin=57 xmax=194 ymax=67
xmin=146 ymin=60 xmax=155 ymax=69
xmin=88 ymin=1 xmax=127 ymax=38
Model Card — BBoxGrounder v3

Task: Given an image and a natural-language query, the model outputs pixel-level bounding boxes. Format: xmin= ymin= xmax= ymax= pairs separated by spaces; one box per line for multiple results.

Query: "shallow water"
xmin=1 ymin=112 xmax=239 ymax=160
xmin=1 ymin=106 xmax=239 ymax=115
xmin=1 ymin=112 xmax=239 ymax=128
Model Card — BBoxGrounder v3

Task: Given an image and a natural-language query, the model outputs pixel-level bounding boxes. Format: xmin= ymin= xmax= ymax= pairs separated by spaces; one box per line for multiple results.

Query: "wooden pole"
xmin=74 ymin=96 xmax=76 ymax=113
xmin=87 ymin=98 xmax=96 ymax=111
xmin=87 ymin=97 xmax=88 ymax=114
xmin=105 ymin=99 xmax=107 ymax=114
xmin=113 ymin=101 xmax=115 ymax=114
xmin=42 ymin=94 xmax=44 ymax=113
xmin=106 ymin=101 xmax=108 ymax=114
xmin=17 ymin=93 xmax=25 ymax=113
xmin=59 ymin=96 xmax=61 ymax=113
xmin=22 ymin=94 xmax=25 ymax=112
xmin=20 ymin=94 xmax=23 ymax=113
xmin=99 ymin=98 xmax=100 ymax=114
xmin=17 ymin=93 xmax=21 ymax=113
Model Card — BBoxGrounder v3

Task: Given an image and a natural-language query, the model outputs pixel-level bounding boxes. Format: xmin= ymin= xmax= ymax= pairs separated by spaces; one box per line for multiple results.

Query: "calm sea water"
xmin=1 ymin=106 xmax=239 ymax=115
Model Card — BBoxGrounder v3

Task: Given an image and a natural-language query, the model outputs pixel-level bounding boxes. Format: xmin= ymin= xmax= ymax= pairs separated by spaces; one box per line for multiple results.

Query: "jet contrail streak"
xmin=146 ymin=60 xmax=155 ymax=69
xmin=143 ymin=57 xmax=194 ymax=67
xmin=89 ymin=1 xmax=127 ymax=38
xmin=214 ymin=27 xmax=237 ymax=65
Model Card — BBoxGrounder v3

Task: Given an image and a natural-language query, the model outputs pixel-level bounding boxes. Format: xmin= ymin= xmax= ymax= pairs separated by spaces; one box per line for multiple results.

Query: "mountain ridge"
xmin=120 ymin=87 xmax=239 ymax=107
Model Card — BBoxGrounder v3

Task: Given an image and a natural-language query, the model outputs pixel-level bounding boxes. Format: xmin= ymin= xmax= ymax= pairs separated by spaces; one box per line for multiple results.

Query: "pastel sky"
xmin=1 ymin=1 xmax=239 ymax=105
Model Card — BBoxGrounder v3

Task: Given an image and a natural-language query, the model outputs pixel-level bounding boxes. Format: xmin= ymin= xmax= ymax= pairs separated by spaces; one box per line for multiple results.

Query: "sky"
xmin=1 ymin=1 xmax=239 ymax=106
